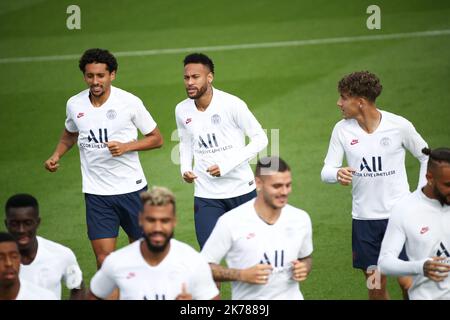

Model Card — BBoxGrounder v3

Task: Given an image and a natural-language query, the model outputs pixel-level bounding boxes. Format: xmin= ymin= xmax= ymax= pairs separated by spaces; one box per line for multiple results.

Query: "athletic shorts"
xmin=194 ymin=189 xmax=257 ymax=249
xmin=352 ymin=218 xmax=408 ymax=270
xmin=85 ymin=186 xmax=147 ymax=240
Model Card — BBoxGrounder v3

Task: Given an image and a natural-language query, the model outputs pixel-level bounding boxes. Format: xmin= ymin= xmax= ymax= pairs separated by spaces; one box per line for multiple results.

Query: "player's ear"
xmin=425 ymin=171 xmax=433 ymax=186
xmin=255 ymin=176 xmax=263 ymax=192
xmin=110 ymin=70 xmax=116 ymax=81
xmin=207 ymin=72 xmax=213 ymax=84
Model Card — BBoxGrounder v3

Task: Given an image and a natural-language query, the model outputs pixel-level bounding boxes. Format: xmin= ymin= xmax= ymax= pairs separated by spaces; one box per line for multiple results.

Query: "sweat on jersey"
xmin=321 ymin=110 xmax=428 ymax=220
xmin=378 ymin=189 xmax=450 ymax=300
xmin=201 ymin=199 xmax=313 ymax=300
xmin=19 ymin=236 xmax=83 ymax=299
xmin=175 ymin=87 xmax=268 ymax=199
xmin=65 ymin=86 xmax=157 ymax=195
xmin=89 ymin=239 xmax=219 ymax=300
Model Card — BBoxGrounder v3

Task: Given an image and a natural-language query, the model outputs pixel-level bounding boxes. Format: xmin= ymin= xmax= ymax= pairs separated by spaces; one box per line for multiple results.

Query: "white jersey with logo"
xmin=19 ymin=236 xmax=83 ymax=299
xmin=65 ymin=86 xmax=157 ymax=195
xmin=378 ymin=189 xmax=450 ymax=300
xmin=90 ymin=238 xmax=219 ymax=300
xmin=201 ymin=199 xmax=313 ymax=300
xmin=16 ymin=279 xmax=58 ymax=300
xmin=321 ymin=110 xmax=428 ymax=220
xmin=175 ymin=87 xmax=268 ymax=199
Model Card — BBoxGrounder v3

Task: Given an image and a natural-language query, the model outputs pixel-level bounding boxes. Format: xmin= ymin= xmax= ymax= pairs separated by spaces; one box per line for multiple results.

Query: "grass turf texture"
xmin=0 ymin=0 xmax=449 ymax=299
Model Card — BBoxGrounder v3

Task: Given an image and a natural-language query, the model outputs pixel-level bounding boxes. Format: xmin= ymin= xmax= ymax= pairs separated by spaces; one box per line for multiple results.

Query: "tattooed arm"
xmin=209 ymin=263 xmax=273 ymax=284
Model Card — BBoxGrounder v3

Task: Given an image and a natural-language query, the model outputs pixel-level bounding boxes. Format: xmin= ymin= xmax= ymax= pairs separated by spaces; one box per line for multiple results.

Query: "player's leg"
xmin=194 ymin=197 xmax=227 ymax=249
xmin=116 ymin=186 xmax=147 ymax=244
xmin=85 ymin=193 xmax=121 ymax=269
xmin=352 ymin=219 xmax=389 ymax=300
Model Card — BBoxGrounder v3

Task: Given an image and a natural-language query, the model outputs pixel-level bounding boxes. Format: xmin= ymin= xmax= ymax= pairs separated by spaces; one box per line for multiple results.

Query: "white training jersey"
xmin=65 ymin=86 xmax=157 ymax=195
xmin=90 ymin=238 xmax=219 ymax=300
xmin=201 ymin=199 xmax=313 ymax=300
xmin=19 ymin=236 xmax=83 ymax=299
xmin=15 ymin=279 xmax=58 ymax=300
xmin=378 ymin=189 xmax=450 ymax=300
xmin=321 ymin=110 xmax=428 ymax=220
xmin=175 ymin=87 xmax=268 ymax=199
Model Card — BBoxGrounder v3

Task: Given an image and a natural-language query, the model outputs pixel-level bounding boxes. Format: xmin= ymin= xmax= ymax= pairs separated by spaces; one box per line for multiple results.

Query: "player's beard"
xmin=144 ymin=231 xmax=174 ymax=253
xmin=433 ymin=184 xmax=450 ymax=206
xmin=187 ymin=83 xmax=208 ymax=100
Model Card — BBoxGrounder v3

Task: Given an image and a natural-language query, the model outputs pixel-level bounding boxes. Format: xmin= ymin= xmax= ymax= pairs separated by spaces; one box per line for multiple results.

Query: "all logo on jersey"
xmin=143 ymin=294 xmax=166 ymax=300
xmin=437 ymin=242 xmax=450 ymax=257
xmin=211 ymin=114 xmax=221 ymax=125
xmin=198 ymin=133 xmax=218 ymax=149
xmin=360 ymin=156 xmax=382 ymax=172
xmin=106 ymin=109 xmax=117 ymax=120
xmin=260 ymin=250 xmax=285 ymax=267
xmin=88 ymin=128 xmax=109 ymax=143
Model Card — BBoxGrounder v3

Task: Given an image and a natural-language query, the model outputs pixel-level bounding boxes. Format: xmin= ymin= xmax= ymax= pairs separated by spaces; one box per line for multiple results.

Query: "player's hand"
xmin=291 ymin=260 xmax=310 ymax=282
xmin=106 ymin=141 xmax=128 ymax=157
xmin=423 ymin=257 xmax=450 ymax=282
xmin=183 ymin=171 xmax=198 ymax=183
xmin=207 ymin=165 xmax=221 ymax=177
xmin=175 ymin=283 xmax=193 ymax=300
xmin=240 ymin=264 xmax=273 ymax=285
xmin=337 ymin=167 xmax=356 ymax=185
xmin=45 ymin=155 xmax=60 ymax=172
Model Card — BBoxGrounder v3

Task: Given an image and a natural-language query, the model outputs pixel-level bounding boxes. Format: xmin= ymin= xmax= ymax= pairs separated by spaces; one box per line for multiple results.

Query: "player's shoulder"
xmin=171 ymin=239 xmax=201 ymax=257
xmin=19 ymin=280 xmax=58 ymax=300
xmin=283 ymin=204 xmax=312 ymax=224
xmin=111 ymin=86 xmax=143 ymax=104
xmin=390 ymin=191 xmax=418 ymax=219
xmin=67 ymin=89 xmax=89 ymax=107
xmin=214 ymin=87 xmax=247 ymax=107
xmin=37 ymin=236 xmax=75 ymax=257
xmin=379 ymin=109 xmax=413 ymax=128
xmin=175 ymin=97 xmax=193 ymax=115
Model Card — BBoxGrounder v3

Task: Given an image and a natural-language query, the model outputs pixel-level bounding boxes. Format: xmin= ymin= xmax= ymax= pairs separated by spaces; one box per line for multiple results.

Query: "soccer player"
xmin=320 ymin=71 xmax=429 ymax=299
xmin=0 ymin=232 xmax=56 ymax=300
xmin=44 ymin=48 xmax=163 ymax=268
xmin=4 ymin=194 xmax=84 ymax=300
xmin=378 ymin=147 xmax=450 ymax=300
xmin=201 ymin=156 xmax=313 ymax=300
xmin=175 ymin=53 xmax=268 ymax=249
xmin=88 ymin=187 xmax=219 ymax=300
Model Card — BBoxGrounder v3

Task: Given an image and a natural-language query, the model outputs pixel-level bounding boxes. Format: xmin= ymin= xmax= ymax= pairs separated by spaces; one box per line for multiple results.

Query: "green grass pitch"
xmin=0 ymin=0 xmax=449 ymax=299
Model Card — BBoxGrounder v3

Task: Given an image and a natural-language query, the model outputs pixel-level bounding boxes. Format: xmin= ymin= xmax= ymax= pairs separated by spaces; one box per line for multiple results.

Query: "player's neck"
xmin=140 ymin=240 xmax=170 ymax=266
xmin=356 ymin=107 xmax=381 ymax=134
xmin=89 ymin=87 xmax=111 ymax=108
xmin=422 ymin=185 xmax=440 ymax=203
xmin=254 ymin=198 xmax=282 ymax=225
xmin=0 ymin=281 xmax=20 ymax=300
xmin=19 ymin=238 xmax=38 ymax=265
xmin=194 ymin=87 xmax=213 ymax=111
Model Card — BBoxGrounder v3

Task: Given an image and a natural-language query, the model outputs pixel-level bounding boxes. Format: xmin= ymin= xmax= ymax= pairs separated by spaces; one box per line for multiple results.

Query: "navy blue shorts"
xmin=84 ymin=186 xmax=147 ymax=241
xmin=352 ymin=218 xmax=408 ymax=270
xmin=194 ymin=189 xmax=257 ymax=249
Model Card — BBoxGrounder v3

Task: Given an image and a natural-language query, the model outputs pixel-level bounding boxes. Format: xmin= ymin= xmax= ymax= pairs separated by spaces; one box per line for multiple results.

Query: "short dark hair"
xmin=422 ymin=147 xmax=450 ymax=170
xmin=183 ymin=53 xmax=214 ymax=74
xmin=79 ymin=48 xmax=118 ymax=73
xmin=255 ymin=156 xmax=290 ymax=177
xmin=0 ymin=232 xmax=16 ymax=244
xmin=338 ymin=71 xmax=382 ymax=102
xmin=5 ymin=194 xmax=39 ymax=216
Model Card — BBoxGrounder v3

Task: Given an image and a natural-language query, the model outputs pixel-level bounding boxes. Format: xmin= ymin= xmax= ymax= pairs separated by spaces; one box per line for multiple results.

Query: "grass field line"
xmin=1 ymin=29 xmax=450 ymax=64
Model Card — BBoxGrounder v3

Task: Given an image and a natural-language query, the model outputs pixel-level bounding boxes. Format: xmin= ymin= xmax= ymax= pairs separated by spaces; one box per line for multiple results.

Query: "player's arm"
xmin=291 ymin=256 xmax=312 ymax=282
xmin=209 ymin=263 xmax=273 ymax=284
xmin=401 ymin=120 xmax=428 ymax=189
xmin=45 ymin=128 xmax=78 ymax=172
xmin=321 ymin=124 xmax=355 ymax=185
xmin=106 ymin=127 xmax=163 ymax=157
xmin=378 ymin=209 xmax=428 ymax=276
xmin=69 ymin=282 xmax=86 ymax=300
xmin=211 ymin=102 xmax=268 ymax=177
